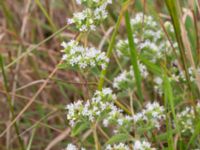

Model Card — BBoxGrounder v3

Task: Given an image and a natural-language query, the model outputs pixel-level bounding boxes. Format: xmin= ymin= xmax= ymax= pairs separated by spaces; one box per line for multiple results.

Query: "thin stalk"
xmin=128 ymin=90 xmax=134 ymax=117
xmin=35 ymin=0 xmax=57 ymax=32
xmin=125 ymin=11 xmax=143 ymax=101
xmin=5 ymin=24 xmax=69 ymax=70
xmin=163 ymin=74 xmax=182 ymax=149
xmin=0 ymin=55 xmax=25 ymax=150
xmin=165 ymin=0 xmax=197 ymax=106
xmin=26 ymin=125 xmax=37 ymax=150
xmin=114 ymin=100 xmax=131 ymax=115
xmin=0 ymin=33 xmax=83 ymax=138
xmin=98 ymin=0 xmax=131 ymax=90
xmin=92 ymin=123 xmax=100 ymax=150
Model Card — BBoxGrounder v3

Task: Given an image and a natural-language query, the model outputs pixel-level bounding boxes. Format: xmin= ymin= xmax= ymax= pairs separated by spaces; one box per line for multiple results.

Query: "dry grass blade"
xmin=0 ymin=60 xmax=62 ymax=138
xmin=180 ymin=19 xmax=200 ymax=92
xmin=45 ymin=128 xmax=70 ymax=150
xmin=5 ymin=25 xmax=68 ymax=70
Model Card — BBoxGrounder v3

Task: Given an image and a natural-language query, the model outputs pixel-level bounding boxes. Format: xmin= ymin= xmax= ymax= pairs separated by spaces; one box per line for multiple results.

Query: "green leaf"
xmin=71 ymin=122 xmax=89 ymax=137
xmin=106 ymin=133 xmax=130 ymax=144
xmin=155 ymin=129 xmax=177 ymax=142
xmin=165 ymin=0 xmax=195 ymax=98
xmin=163 ymin=74 xmax=182 ymax=149
xmin=187 ymin=119 xmax=200 ymax=149
xmin=125 ymin=11 xmax=143 ymax=101
xmin=97 ymin=0 xmax=131 ymax=90
xmin=139 ymin=55 xmax=162 ymax=76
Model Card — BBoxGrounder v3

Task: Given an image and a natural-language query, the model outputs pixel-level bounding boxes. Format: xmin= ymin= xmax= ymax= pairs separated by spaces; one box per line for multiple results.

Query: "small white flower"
xmin=134 ymin=101 xmax=165 ymax=129
xmin=154 ymin=77 xmax=162 ymax=85
xmin=105 ymin=143 xmax=130 ymax=150
xmin=133 ymin=140 xmax=156 ymax=150
xmin=68 ymin=0 xmax=112 ymax=31
xmin=113 ymin=64 xmax=148 ymax=90
xmin=103 ymin=119 xmax=109 ymax=127
xmin=65 ymin=144 xmax=78 ymax=150
xmin=67 ymin=18 xmax=74 ymax=24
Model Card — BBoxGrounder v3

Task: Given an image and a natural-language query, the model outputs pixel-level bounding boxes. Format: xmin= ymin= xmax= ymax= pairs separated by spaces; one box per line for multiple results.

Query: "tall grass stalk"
xmin=165 ymin=0 xmax=196 ymax=101
xmin=35 ymin=0 xmax=57 ymax=32
xmin=97 ymin=0 xmax=131 ymax=90
xmin=5 ymin=24 xmax=69 ymax=70
xmin=0 ymin=55 xmax=25 ymax=150
xmin=125 ymin=11 xmax=143 ymax=101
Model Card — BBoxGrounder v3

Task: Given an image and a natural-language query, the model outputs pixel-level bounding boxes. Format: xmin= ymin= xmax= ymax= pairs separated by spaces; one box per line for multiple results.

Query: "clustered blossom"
xmin=177 ymin=106 xmax=195 ymax=134
xmin=133 ymin=102 xmax=165 ymax=129
xmin=113 ymin=64 xmax=148 ymax=90
xmin=67 ymin=0 xmax=112 ymax=31
xmin=153 ymin=76 xmax=163 ymax=95
xmin=61 ymin=10 xmax=200 ymax=149
xmin=133 ymin=140 xmax=156 ymax=150
xmin=66 ymin=88 xmax=116 ymax=127
xmin=60 ymin=40 xmax=109 ymax=69
xmin=105 ymin=143 xmax=130 ymax=150
xmin=116 ymin=13 xmax=177 ymax=62
xmin=176 ymin=102 xmax=200 ymax=135
xmin=178 ymin=67 xmax=195 ymax=82
xmin=65 ymin=144 xmax=85 ymax=150
xmin=105 ymin=140 xmax=156 ymax=150
xmin=102 ymin=109 xmax=133 ymax=132
xmin=65 ymin=144 xmax=77 ymax=150
xmin=66 ymin=87 xmax=134 ymax=134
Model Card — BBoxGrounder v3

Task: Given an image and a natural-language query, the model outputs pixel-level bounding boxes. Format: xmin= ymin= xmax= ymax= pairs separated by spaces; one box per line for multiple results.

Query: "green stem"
xmin=165 ymin=0 xmax=196 ymax=103
xmin=0 ymin=55 xmax=25 ymax=150
xmin=5 ymin=24 xmax=69 ymax=70
xmin=97 ymin=0 xmax=131 ymax=90
xmin=125 ymin=11 xmax=143 ymax=101
xmin=92 ymin=123 xmax=100 ymax=150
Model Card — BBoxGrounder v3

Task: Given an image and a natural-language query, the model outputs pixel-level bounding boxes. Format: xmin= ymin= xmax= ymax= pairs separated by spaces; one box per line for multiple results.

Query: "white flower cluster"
xmin=153 ymin=77 xmax=163 ymax=95
xmin=68 ymin=0 xmax=112 ymax=31
xmin=178 ymin=67 xmax=195 ymax=82
xmin=105 ymin=140 xmax=156 ymax=150
xmin=133 ymin=140 xmax=156 ymax=150
xmin=66 ymin=87 xmax=133 ymax=134
xmin=176 ymin=101 xmax=200 ymax=135
xmin=65 ymin=143 xmax=85 ymax=150
xmin=65 ymin=143 xmax=77 ymax=150
xmin=102 ymin=110 xmax=133 ymax=132
xmin=105 ymin=143 xmax=130 ymax=150
xmin=61 ymin=40 xmax=109 ymax=69
xmin=113 ymin=64 xmax=148 ymax=90
xmin=177 ymin=106 xmax=195 ymax=134
xmin=133 ymin=102 xmax=165 ymax=129
xmin=66 ymin=88 xmax=116 ymax=127
xmin=116 ymin=13 xmax=176 ymax=62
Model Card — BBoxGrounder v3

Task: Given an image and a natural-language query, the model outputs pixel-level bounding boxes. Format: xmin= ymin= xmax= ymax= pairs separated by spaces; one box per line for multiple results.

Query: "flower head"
xmin=60 ymin=40 xmax=109 ymax=70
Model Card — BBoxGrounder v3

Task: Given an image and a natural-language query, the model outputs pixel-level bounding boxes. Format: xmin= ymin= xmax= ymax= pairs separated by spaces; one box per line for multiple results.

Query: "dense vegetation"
xmin=1 ymin=0 xmax=200 ymax=149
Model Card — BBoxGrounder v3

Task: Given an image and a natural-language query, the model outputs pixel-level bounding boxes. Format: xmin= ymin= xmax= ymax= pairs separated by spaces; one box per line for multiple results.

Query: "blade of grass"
xmin=0 ymin=0 xmax=16 ymax=31
xmin=0 ymin=33 xmax=83 ymax=138
xmin=5 ymin=24 xmax=69 ymax=70
xmin=163 ymin=74 xmax=175 ymax=149
xmin=97 ymin=0 xmax=131 ymax=90
xmin=125 ymin=11 xmax=143 ymax=101
xmin=187 ymin=119 xmax=200 ymax=148
xmin=0 ymin=60 xmax=61 ymax=138
xmin=45 ymin=128 xmax=70 ymax=150
xmin=26 ymin=125 xmax=37 ymax=150
xmin=163 ymin=74 xmax=182 ymax=149
xmin=35 ymin=0 xmax=57 ymax=32
xmin=165 ymin=0 xmax=196 ymax=100
xmin=139 ymin=55 xmax=162 ymax=76
xmin=0 ymin=55 xmax=25 ymax=150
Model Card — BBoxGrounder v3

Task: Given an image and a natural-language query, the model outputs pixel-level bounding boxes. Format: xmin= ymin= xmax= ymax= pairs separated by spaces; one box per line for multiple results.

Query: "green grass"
xmin=1 ymin=0 xmax=200 ymax=149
